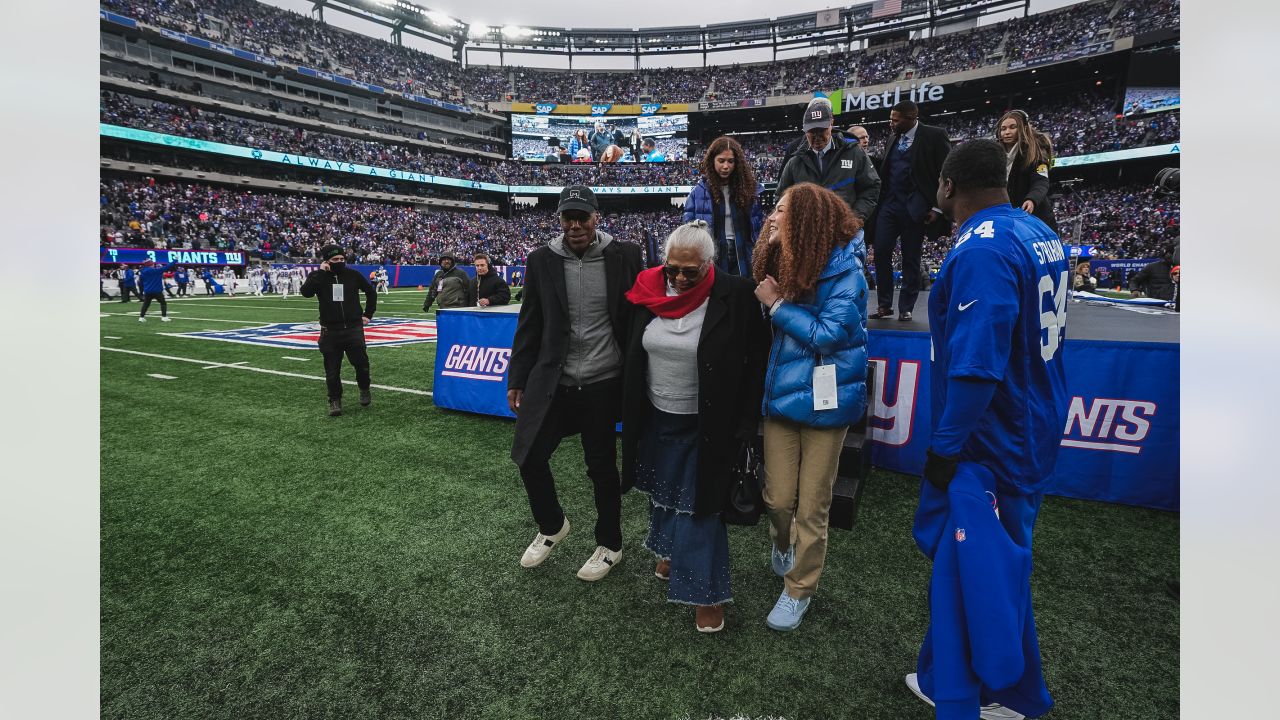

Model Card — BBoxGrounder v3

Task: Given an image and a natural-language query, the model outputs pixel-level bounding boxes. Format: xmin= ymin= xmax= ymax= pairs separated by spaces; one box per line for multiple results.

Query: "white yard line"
xmin=146 ymin=374 xmax=177 ymax=380
xmin=103 ymin=336 xmax=122 ymax=340
xmin=281 ymin=356 xmax=311 ymax=361
xmin=101 ymin=313 xmax=270 ymax=325
xmin=203 ymin=361 xmax=248 ymax=370
xmin=102 ymin=347 xmax=433 ymax=396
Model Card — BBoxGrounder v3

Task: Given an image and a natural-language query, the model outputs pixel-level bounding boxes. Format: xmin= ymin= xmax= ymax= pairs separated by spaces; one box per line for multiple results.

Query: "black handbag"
xmin=722 ymin=438 xmax=764 ymax=526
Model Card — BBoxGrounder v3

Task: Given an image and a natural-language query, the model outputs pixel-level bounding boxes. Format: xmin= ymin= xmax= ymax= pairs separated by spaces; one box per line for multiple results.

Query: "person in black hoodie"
xmin=473 ymin=253 xmax=510 ymax=307
xmin=301 ymin=244 xmax=378 ymax=416
xmin=423 ymin=249 xmax=476 ymax=311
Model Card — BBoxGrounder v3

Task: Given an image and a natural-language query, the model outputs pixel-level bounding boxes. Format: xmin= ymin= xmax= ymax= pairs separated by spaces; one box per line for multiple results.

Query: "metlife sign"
xmin=829 ymin=81 xmax=946 ymax=113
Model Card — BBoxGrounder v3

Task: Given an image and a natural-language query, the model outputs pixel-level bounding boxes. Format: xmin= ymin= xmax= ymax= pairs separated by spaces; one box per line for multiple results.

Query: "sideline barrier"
xmin=432 ymin=308 xmax=1180 ymax=511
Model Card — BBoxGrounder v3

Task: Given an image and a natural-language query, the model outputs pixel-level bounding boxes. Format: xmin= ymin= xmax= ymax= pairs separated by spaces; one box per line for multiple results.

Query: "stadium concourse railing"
xmin=99 ymin=157 xmax=501 ymax=212
xmin=99 ymin=76 xmax=507 ymax=163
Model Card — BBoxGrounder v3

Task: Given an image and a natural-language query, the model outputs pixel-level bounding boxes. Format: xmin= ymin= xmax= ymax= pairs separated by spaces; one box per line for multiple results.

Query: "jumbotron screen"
xmin=511 ymin=113 xmax=689 ymax=163
xmin=1123 ymin=42 xmax=1179 ymax=116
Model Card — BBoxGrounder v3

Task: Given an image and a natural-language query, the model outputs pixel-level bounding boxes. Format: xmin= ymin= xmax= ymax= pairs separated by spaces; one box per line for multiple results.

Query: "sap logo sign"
xmin=442 ymin=345 xmax=511 ymax=382
xmin=867 ymin=358 xmax=921 ymax=447
xmin=641 ymin=104 xmax=661 ymax=115
xmin=1060 ymin=397 xmax=1156 ymax=454
xmin=535 ymin=103 xmax=557 ymax=114
xmin=591 ymin=104 xmax=613 ymax=115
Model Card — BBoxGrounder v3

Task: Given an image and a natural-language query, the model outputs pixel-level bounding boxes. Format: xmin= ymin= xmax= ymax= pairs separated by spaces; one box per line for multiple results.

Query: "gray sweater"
xmin=641 ymin=288 xmax=706 ymax=415
xmin=549 ymin=231 xmax=622 ymax=387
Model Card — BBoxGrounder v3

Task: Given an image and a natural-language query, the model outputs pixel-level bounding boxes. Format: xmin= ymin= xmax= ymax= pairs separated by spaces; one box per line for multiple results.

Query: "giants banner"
xmin=433 ymin=319 xmax=1180 ymax=510
xmin=866 ymin=332 xmax=1179 ymax=511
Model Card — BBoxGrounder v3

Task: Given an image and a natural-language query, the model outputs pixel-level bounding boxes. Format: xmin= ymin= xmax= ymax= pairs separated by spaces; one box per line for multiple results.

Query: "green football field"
xmin=100 ymin=290 xmax=1179 ymax=720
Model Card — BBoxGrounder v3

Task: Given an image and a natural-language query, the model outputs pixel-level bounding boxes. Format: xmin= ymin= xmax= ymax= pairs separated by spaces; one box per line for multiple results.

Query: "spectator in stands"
xmin=750 ymin=182 xmax=869 ymax=632
xmin=422 ymin=250 xmax=475 ymax=311
xmin=473 ymin=253 xmax=510 ymax=307
xmin=509 ymin=186 xmax=644 ymax=582
xmin=683 ymin=136 xmax=765 ymax=277
xmin=870 ymin=100 xmax=951 ymax=322
xmin=620 ymin=220 xmax=768 ymax=633
xmin=568 ymin=129 xmax=589 ymax=161
xmin=997 ymin=109 xmax=1059 ymax=233
xmin=776 ymin=98 xmax=880 ymax=246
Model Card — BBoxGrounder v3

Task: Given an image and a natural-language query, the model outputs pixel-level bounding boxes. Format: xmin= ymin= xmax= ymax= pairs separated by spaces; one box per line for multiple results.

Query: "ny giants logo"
xmin=866 ymin=360 xmax=1157 ymax=455
xmin=1061 ymin=397 xmax=1157 ymax=455
xmin=442 ymin=345 xmax=511 ymax=382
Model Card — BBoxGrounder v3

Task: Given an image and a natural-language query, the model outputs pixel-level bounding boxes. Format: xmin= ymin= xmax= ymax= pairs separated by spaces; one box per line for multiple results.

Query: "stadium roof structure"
xmin=307 ymin=0 xmax=1029 ymax=65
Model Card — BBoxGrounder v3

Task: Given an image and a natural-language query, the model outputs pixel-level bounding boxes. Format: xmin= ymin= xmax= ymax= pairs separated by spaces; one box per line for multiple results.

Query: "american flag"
xmin=871 ymin=0 xmax=903 ymax=19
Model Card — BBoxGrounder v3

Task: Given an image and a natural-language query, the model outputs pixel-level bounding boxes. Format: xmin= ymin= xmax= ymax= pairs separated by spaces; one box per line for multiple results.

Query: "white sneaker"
xmin=905 ymin=673 xmax=1025 ymax=720
xmin=160 ymin=316 xmax=172 ymax=322
xmin=576 ymin=545 xmax=623 ymax=581
xmin=520 ymin=517 xmax=570 ymax=568
xmin=138 ymin=317 xmax=146 ymax=322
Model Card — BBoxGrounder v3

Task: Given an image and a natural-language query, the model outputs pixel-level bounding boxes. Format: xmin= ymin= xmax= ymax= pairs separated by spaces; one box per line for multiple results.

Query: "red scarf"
xmin=625 ymin=264 xmax=715 ymax=319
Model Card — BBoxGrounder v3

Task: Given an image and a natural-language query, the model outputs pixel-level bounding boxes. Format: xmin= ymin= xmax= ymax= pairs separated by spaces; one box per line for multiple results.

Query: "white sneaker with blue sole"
xmin=765 ymin=590 xmax=810 ymax=631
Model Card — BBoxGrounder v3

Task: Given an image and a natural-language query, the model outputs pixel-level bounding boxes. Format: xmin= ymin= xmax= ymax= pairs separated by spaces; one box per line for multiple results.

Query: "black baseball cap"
xmin=557 ymin=185 xmax=598 ymax=214
xmin=801 ymin=98 xmax=834 ymax=131
xmin=320 ymin=244 xmax=345 ymax=260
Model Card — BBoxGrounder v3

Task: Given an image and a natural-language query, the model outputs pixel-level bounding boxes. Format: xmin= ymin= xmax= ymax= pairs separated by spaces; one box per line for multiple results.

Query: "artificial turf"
xmin=100 ymin=290 xmax=1179 ymax=719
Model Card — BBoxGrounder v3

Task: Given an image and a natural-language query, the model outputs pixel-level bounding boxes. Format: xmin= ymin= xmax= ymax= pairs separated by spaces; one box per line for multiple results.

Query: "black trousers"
xmin=874 ymin=206 xmax=925 ymax=313
xmin=120 ymin=284 xmax=141 ymax=302
xmin=318 ymin=326 xmax=370 ymax=401
xmin=177 ymin=282 xmax=187 ymax=297
xmin=519 ymin=378 xmax=623 ymax=551
xmin=203 ymin=280 xmax=214 ymax=295
xmin=139 ymin=292 xmax=167 ymax=317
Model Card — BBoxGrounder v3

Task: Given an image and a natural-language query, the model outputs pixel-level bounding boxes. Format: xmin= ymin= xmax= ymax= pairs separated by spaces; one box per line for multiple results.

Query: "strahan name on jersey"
xmin=927 ymin=204 xmax=1070 ymax=492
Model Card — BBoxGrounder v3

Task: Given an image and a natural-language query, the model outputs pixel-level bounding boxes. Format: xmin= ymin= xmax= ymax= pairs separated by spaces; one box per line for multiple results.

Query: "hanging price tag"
xmin=813 ymin=363 xmax=837 ymax=411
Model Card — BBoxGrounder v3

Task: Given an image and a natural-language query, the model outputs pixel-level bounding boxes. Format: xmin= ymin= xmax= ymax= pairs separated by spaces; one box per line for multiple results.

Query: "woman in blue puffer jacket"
xmin=750 ymin=181 xmax=869 ymax=632
xmin=683 ymin=136 xmax=765 ymax=277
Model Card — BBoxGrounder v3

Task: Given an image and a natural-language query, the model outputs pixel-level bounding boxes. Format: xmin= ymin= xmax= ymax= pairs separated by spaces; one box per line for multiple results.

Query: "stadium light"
xmin=426 ymin=11 xmax=455 ymax=27
xmin=502 ymin=26 xmax=532 ymax=38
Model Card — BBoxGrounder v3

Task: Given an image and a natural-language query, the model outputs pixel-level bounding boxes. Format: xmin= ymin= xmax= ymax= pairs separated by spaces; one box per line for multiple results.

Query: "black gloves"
xmin=924 ymin=449 xmax=960 ymax=491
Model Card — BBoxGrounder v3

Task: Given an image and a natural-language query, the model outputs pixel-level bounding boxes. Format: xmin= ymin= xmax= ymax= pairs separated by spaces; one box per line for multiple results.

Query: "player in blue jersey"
xmin=137 ymin=260 xmax=180 ymax=322
xmin=904 ymin=139 xmax=1069 ymax=720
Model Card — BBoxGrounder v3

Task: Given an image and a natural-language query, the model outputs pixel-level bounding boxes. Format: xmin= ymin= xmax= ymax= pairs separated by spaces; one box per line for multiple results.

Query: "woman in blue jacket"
xmin=751 ymin=182 xmax=869 ymax=632
xmin=683 ymin=136 xmax=764 ymax=277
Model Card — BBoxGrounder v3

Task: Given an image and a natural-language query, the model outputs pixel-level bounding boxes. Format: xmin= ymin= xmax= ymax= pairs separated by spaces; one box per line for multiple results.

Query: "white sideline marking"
xmin=203 ymin=361 xmax=248 ymax=370
xmin=147 ymin=374 xmax=177 ymax=380
xmin=104 ymin=336 xmax=122 ymax=340
xmin=281 ymin=356 xmax=310 ymax=361
xmin=102 ymin=347 xmax=433 ymax=396
xmin=100 ymin=312 xmax=270 ymax=325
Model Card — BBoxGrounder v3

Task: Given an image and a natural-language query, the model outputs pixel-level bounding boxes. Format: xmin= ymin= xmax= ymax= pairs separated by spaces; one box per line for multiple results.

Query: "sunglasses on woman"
xmin=663 ymin=264 xmax=704 ymax=280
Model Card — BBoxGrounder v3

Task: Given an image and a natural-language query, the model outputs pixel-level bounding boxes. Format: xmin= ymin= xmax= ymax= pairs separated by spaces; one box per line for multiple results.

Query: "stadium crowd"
xmin=101 ymin=173 xmax=1177 ymax=270
xmin=103 ymin=0 xmax=1180 ymax=104
xmin=99 ymin=178 xmax=680 ymax=265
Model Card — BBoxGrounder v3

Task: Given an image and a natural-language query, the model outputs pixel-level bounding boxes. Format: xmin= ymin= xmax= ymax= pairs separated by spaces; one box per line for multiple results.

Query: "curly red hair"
xmin=752 ymin=183 xmax=862 ymax=300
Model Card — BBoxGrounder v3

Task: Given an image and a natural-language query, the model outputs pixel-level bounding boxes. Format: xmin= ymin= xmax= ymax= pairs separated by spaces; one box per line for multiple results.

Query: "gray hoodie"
xmin=549 ymin=230 xmax=622 ymax=387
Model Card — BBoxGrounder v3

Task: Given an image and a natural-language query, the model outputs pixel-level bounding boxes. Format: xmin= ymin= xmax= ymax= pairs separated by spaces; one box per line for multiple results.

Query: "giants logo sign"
xmin=1060 ymin=397 xmax=1156 ymax=455
xmin=867 ymin=358 xmax=921 ymax=447
xmin=441 ymin=345 xmax=511 ymax=382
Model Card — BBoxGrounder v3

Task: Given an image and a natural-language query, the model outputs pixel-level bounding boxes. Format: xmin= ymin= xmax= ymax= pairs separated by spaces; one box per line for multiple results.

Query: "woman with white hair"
xmin=621 ymin=220 xmax=769 ymax=633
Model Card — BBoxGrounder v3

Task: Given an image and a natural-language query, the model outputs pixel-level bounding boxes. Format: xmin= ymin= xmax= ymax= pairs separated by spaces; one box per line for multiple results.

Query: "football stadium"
xmin=93 ymin=0 xmax=1183 ymax=717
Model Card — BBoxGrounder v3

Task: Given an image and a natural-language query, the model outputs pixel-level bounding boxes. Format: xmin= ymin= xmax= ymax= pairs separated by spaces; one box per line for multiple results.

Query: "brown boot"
xmin=695 ymin=604 xmax=724 ymax=633
xmin=655 ymin=559 xmax=670 ymax=580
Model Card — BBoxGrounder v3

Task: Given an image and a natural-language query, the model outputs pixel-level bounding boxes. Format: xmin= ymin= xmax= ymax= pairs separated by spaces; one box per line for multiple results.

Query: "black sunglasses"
xmin=663 ymin=264 xmax=704 ymax=280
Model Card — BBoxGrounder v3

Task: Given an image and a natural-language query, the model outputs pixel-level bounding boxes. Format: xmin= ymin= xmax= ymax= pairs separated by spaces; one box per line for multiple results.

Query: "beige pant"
xmin=762 ymin=417 xmax=849 ymax=600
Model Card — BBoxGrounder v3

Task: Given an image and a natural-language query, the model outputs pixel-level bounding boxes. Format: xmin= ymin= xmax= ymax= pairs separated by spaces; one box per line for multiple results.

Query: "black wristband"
xmin=924 ymin=449 xmax=960 ymax=491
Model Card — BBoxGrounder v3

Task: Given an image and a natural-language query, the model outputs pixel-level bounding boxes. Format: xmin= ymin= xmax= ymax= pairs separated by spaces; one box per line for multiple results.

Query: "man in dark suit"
xmin=870 ymin=100 xmax=952 ymax=321
xmin=507 ymin=185 xmax=644 ymax=582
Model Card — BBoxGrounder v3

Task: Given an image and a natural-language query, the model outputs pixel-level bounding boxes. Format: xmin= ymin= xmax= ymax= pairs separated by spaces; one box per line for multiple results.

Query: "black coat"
xmin=1006 ymin=147 xmax=1059 ymax=234
xmin=776 ymin=133 xmax=881 ymax=221
xmin=508 ymin=236 xmax=644 ymax=465
xmin=620 ymin=273 xmax=769 ymax=517
xmin=475 ymin=271 xmax=511 ymax=306
xmin=1129 ymin=259 xmax=1176 ymax=301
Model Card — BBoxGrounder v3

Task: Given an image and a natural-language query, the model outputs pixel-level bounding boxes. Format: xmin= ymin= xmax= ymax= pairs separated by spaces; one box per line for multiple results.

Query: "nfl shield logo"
xmin=955 ymin=528 xmax=966 ymax=542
